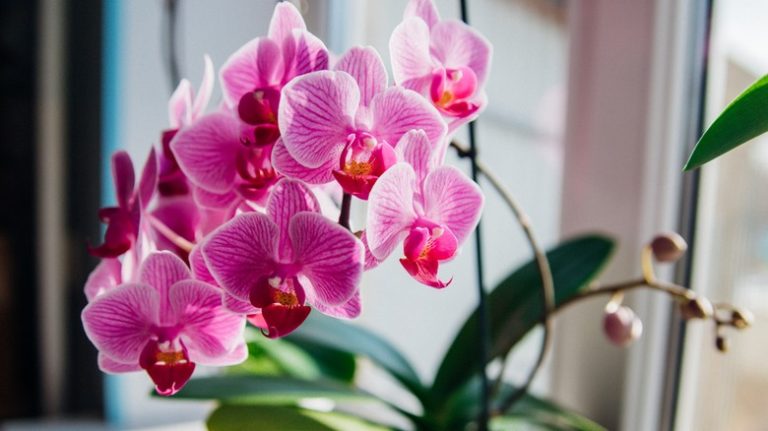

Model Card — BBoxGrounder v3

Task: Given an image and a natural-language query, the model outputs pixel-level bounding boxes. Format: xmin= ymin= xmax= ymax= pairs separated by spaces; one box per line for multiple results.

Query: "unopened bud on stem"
xmin=650 ymin=232 xmax=688 ymax=263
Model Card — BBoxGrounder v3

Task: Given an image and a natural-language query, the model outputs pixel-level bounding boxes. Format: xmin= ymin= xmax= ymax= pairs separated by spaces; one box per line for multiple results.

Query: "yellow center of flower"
xmin=273 ymin=290 xmax=300 ymax=306
xmin=344 ymin=161 xmax=373 ymax=176
xmin=155 ymin=351 xmax=187 ymax=365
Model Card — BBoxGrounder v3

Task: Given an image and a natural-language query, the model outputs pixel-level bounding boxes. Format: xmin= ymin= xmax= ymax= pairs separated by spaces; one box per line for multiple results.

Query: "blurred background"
xmin=0 ymin=0 xmax=766 ymax=429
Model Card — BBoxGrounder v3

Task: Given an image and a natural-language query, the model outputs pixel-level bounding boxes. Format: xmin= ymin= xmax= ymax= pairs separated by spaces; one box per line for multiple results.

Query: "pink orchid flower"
xmin=82 ymin=251 xmax=247 ymax=396
xmin=220 ymin=1 xmax=328 ymax=145
xmin=89 ymin=150 xmax=157 ymax=258
xmin=390 ymin=0 xmax=492 ymax=132
xmin=159 ymin=55 xmax=214 ymax=197
xmin=367 ymin=130 xmax=483 ymax=287
xmin=202 ymin=179 xmax=363 ymax=338
xmin=276 ymin=46 xmax=446 ymax=199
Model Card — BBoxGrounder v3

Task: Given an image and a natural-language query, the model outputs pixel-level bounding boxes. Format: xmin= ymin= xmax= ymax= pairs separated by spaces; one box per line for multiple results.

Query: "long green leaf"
xmin=685 ymin=74 xmax=768 ymax=170
xmin=207 ymin=405 xmax=391 ymax=431
xmin=285 ymin=313 xmax=426 ymax=400
xmin=430 ymin=235 xmax=615 ymax=407
xmin=170 ymin=375 xmax=372 ymax=405
xmin=208 ymin=405 xmax=337 ymax=431
xmin=440 ymin=378 xmax=605 ymax=431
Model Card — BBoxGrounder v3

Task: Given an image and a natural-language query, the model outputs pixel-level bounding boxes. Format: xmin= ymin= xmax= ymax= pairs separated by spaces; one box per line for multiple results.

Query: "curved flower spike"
xmin=277 ymin=47 xmax=445 ymax=199
xmin=390 ymin=0 xmax=492 ymax=132
xmin=202 ymin=178 xmax=363 ymax=338
xmin=82 ymin=251 xmax=247 ymax=396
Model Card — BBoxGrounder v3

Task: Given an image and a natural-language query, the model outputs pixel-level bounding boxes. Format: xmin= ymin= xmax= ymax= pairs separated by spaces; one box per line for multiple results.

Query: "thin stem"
xmin=451 ymin=141 xmax=556 ymax=416
xmin=147 ymin=215 xmax=194 ymax=253
xmin=164 ymin=0 xmax=181 ymax=91
xmin=338 ymin=193 xmax=352 ymax=230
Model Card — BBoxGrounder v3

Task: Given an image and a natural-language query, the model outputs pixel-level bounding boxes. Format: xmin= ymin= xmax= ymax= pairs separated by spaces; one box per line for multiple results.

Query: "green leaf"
xmin=169 ymin=374 xmax=373 ymax=405
xmin=440 ymin=378 xmax=605 ymax=431
xmin=430 ymin=235 xmax=615 ymax=407
xmin=685 ymin=74 xmax=768 ymax=170
xmin=285 ymin=313 xmax=426 ymax=400
xmin=207 ymin=405 xmax=394 ymax=431
xmin=207 ymin=405 xmax=330 ymax=431
xmin=283 ymin=337 xmax=357 ymax=383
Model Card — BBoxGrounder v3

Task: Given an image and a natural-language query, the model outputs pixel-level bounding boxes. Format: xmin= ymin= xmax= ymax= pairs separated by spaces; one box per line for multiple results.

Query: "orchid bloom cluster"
xmin=82 ymin=0 xmax=490 ymax=396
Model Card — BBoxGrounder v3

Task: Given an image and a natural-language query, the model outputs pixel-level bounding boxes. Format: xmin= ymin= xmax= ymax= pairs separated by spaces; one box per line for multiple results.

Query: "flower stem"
xmin=338 ymin=192 xmax=352 ymax=230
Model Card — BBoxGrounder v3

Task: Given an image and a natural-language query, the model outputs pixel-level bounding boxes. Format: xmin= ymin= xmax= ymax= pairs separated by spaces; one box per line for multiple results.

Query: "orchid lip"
xmin=430 ymin=66 xmax=480 ymax=118
xmin=333 ymin=132 xmax=397 ymax=199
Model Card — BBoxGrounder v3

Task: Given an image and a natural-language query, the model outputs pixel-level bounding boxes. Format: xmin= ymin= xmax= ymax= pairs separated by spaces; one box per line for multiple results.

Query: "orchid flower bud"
xmin=603 ymin=305 xmax=643 ymax=347
xmin=730 ymin=308 xmax=753 ymax=330
xmin=679 ymin=295 xmax=714 ymax=320
xmin=650 ymin=232 xmax=688 ymax=263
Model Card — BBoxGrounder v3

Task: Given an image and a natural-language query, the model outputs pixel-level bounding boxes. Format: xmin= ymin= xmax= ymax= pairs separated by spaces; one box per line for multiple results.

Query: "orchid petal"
xmin=334 ymin=46 xmax=387 ymax=107
xmin=192 ymin=55 xmax=215 ymax=120
xmin=202 ymin=213 xmax=278 ymax=301
xmin=288 ymin=30 xmax=329 ymax=79
xmin=168 ymin=79 xmax=192 ymax=129
xmin=371 ymin=87 xmax=446 ymax=148
xmin=150 ymin=196 xmax=198 ymax=255
xmin=404 ymin=0 xmax=440 ymax=28
xmin=272 ymin=139 xmax=338 ymax=184
xmin=289 ymin=212 xmax=362 ymax=306
xmin=112 ymin=151 xmax=135 ymax=210
xmin=138 ymin=251 xmax=191 ymax=325
xmin=313 ymin=290 xmax=361 ymax=319
xmin=395 ymin=129 xmax=434 ymax=184
xmin=389 ymin=17 xmax=433 ymax=86
xmin=268 ymin=1 xmax=306 ymax=43
xmin=171 ymin=112 xmax=242 ymax=193
xmin=220 ymin=38 xmax=284 ymax=107
xmin=266 ymin=178 xmax=320 ymax=261
xmin=189 ymin=245 xmax=216 ymax=285
xmin=82 ymin=284 xmax=158 ymax=363
xmin=430 ymin=20 xmax=492 ymax=85
xmin=192 ymin=185 xmax=238 ymax=210
xmin=223 ymin=292 xmax=259 ymax=315
xmin=85 ymin=258 xmax=122 ymax=302
xmin=359 ymin=231 xmax=381 ymax=270
xmin=196 ymin=342 xmax=248 ymax=366
xmin=138 ymin=147 xmax=158 ymax=210
xmin=423 ymin=166 xmax=484 ymax=244
xmin=366 ymin=163 xmax=419 ymax=260
xmin=172 ymin=280 xmax=245 ymax=361
xmin=98 ymin=353 xmax=142 ymax=373
xmin=279 ymin=71 xmax=359 ymax=168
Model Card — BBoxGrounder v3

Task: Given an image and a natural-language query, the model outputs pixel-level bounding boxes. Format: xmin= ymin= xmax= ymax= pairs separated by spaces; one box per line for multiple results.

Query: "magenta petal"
xmin=261 ymin=304 xmax=311 ymax=339
xmin=82 ymin=283 xmax=158 ymax=363
xmin=192 ymin=184 xmax=238 ymax=210
xmin=389 ymin=17 xmax=434 ymax=86
xmin=371 ymin=87 xmax=446 ymax=148
xmin=171 ymin=112 xmax=242 ymax=193
xmin=220 ymin=38 xmax=284 ymax=107
xmin=268 ymin=1 xmax=306 ymax=43
xmin=279 ymin=71 xmax=359 ymax=168
xmin=138 ymin=252 xmax=191 ymax=323
xmin=112 ymin=151 xmax=135 ymax=210
xmin=266 ymin=178 xmax=320 ymax=261
xmin=168 ymin=79 xmax=192 ymax=129
xmin=98 ymin=353 xmax=142 ymax=373
xmin=395 ymin=129 xmax=434 ymax=184
xmin=423 ymin=166 xmax=484 ymax=245
xmin=366 ymin=163 xmax=418 ymax=260
xmin=334 ymin=46 xmax=387 ymax=107
xmin=150 ymin=196 xmax=199 ymax=256
xmin=272 ymin=139 xmax=338 ymax=184
xmin=85 ymin=258 xmax=122 ymax=301
xmin=138 ymin=147 xmax=158 ymax=210
xmin=192 ymin=55 xmax=215 ymax=120
xmin=189 ymin=245 xmax=216 ymax=285
xmin=288 ymin=31 xmax=329 ymax=78
xmin=289 ymin=212 xmax=363 ymax=306
xmin=313 ymin=290 xmax=361 ymax=319
xmin=171 ymin=280 xmax=246 ymax=362
xmin=359 ymin=231 xmax=382 ymax=270
xmin=223 ymin=292 xmax=259 ymax=315
xmin=404 ymin=0 xmax=440 ymax=28
xmin=202 ymin=213 xmax=278 ymax=301
xmin=430 ymin=20 xmax=492 ymax=86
